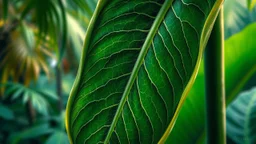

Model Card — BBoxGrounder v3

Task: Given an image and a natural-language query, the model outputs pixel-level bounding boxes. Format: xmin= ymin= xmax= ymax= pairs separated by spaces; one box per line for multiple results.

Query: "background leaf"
xmin=224 ymin=0 xmax=256 ymax=39
xmin=0 ymin=103 xmax=14 ymax=120
xmin=45 ymin=131 xmax=69 ymax=144
xmin=8 ymin=123 xmax=54 ymax=144
xmin=1 ymin=82 xmax=58 ymax=115
xmin=2 ymin=0 xmax=8 ymax=21
xmin=226 ymin=87 xmax=256 ymax=144
xmin=247 ymin=0 xmax=256 ymax=10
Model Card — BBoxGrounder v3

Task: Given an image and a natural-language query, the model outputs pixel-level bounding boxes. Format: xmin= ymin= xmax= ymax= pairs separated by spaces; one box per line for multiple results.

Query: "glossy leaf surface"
xmin=66 ymin=0 xmax=222 ymax=143
xmin=167 ymin=23 xmax=256 ymax=144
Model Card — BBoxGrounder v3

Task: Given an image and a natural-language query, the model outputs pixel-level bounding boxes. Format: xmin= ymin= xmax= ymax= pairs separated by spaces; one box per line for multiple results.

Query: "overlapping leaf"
xmin=66 ymin=0 xmax=222 ymax=143
xmin=167 ymin=22 xmax=256 ymax=144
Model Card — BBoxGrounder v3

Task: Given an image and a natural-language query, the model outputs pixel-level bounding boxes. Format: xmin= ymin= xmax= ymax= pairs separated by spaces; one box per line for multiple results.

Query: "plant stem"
xmin=56 ymin=65 xmax=63 ymax=112
xmin=204 ymin=7 xmax=226 ymax=144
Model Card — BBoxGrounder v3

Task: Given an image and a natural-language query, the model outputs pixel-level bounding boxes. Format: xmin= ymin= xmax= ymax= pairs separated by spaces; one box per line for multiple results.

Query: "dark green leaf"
xmin=57 ymin=0 xmax=68 ymax=63
xmin=227 ymin=87 xmax=256 ymax=144
xmin=167 ymin=22 xmax=256 ymax=143
xmin=3 ymin=0 xmax=8 ymax=21
xmin=66 ymin=0 xmax=223 ymax=143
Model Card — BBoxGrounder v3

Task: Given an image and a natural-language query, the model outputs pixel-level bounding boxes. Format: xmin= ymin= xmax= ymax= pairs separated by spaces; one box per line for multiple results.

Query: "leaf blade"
xmin=66 ymin=0 xmax=223 ymax=143
xmin=167 ymin=22 xmax=256 ymax=144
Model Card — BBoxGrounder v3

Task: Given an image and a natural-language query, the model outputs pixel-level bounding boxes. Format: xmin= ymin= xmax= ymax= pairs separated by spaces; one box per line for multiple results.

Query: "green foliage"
xmin=9 ymin=123 xmax=54 ymax=144
xmin=1 ymin=0 xmax=256 ymax=143
xmin=1 ymin=82 xmax=58 ymax=115
xmin=0 ymin=103 xmax=14 ymax=120
xmin=247 ymin=0 xmax=256 ymax=11
xmin=45 ymin=131 xmax=69 ymax=144
xmin=0 ymin=0 xmax=91 ymax=144
xmin=20 ymin=0 xmax=63 ymax=42
xmin=2 ymin=0 xmax=8 ymax=21
xmin=227 ymin=87 xmax=256 ymax=144
xmin=224 ymin=0 xmax=256 ymax=39
xmin=167 ymin=22 xmax=256 ymax=143
xmin=66 ymin=0 xmax=223 ymax=143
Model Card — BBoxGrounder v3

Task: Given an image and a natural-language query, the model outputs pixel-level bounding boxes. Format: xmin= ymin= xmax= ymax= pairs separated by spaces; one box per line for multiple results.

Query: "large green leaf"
xmin=66 ymin=0 xmax=223 ymax=143
xmin=227 ymin=87 xmax=256 ymax=144
xmin=167 ymin=23 xmax=256 ymax=143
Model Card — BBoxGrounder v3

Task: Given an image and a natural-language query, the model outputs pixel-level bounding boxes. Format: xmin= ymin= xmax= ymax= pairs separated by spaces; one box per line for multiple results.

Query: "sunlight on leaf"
xmin=247 ymin=0 xmax=256 ymax=11
xmin=0 ymin=22 xmax=53 ymax=85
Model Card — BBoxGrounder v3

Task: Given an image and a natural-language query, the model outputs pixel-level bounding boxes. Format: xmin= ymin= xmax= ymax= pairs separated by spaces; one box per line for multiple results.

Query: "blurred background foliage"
xmin=0 ymin=0 xmax=256 ymax=144
xmin=0 ymin=0 xmax=97 ymax=143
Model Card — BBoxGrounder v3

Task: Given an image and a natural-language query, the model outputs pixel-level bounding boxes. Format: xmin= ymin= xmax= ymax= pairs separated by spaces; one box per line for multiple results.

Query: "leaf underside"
xmin=66 ymin=0 xmax=219 ymax=143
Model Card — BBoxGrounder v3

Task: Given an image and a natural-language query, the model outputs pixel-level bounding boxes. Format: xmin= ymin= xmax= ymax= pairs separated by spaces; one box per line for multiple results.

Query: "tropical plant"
xmin=167 ymin=0 xmax=256 ymax=143
xmin=66 ymin=0 xmax=225 ymax=143
xmin=1 ymin=0 xmax=256 ymax=144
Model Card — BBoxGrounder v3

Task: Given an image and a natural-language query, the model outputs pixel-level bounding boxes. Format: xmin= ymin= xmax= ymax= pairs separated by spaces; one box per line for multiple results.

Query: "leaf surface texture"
xmin=66 ymin=0 xmax=221 ymax=143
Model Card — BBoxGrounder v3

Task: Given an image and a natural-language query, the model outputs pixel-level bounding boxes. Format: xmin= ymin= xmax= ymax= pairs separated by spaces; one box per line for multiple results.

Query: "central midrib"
xmin=103 ymin=0 xmax=174 ymax=143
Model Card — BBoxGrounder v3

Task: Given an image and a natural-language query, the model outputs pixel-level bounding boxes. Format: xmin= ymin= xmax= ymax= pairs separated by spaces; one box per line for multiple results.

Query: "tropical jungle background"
xmin=0 ymin=0 xmax=255 ymax=143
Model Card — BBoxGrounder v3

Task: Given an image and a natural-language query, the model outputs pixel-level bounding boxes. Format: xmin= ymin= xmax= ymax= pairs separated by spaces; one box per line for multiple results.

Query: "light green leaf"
xmin=247 ymin=0 xmax=256 ymax=11
xmin=67 ymin=13 xmax=85 ymax=61
xmin=20 ymin=21 xmax=35 ymax=50
xmin=227 ymin=87 xmax=256 ymax=144
xmin=66 ymin=0 xmax=223 ymax=143
xmin=224 ymin=0 xmax=256 ymax=39
xmin=72 ymin=0 xmax=94 ymax=17
xmin=30 ymin=92 xmax=50 ymax=116
xmin=167 ymin=23 xmax=256 ymax=143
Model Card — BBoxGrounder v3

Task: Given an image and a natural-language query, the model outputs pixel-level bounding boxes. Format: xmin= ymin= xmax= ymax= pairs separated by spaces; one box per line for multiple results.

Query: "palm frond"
xmin=0 ymin=82 xmax=58 ymax=115
xmin=0 ymin=21 xmax=55 ymax=85
xmin=20 ymin=0 xmax=67 ymax=62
